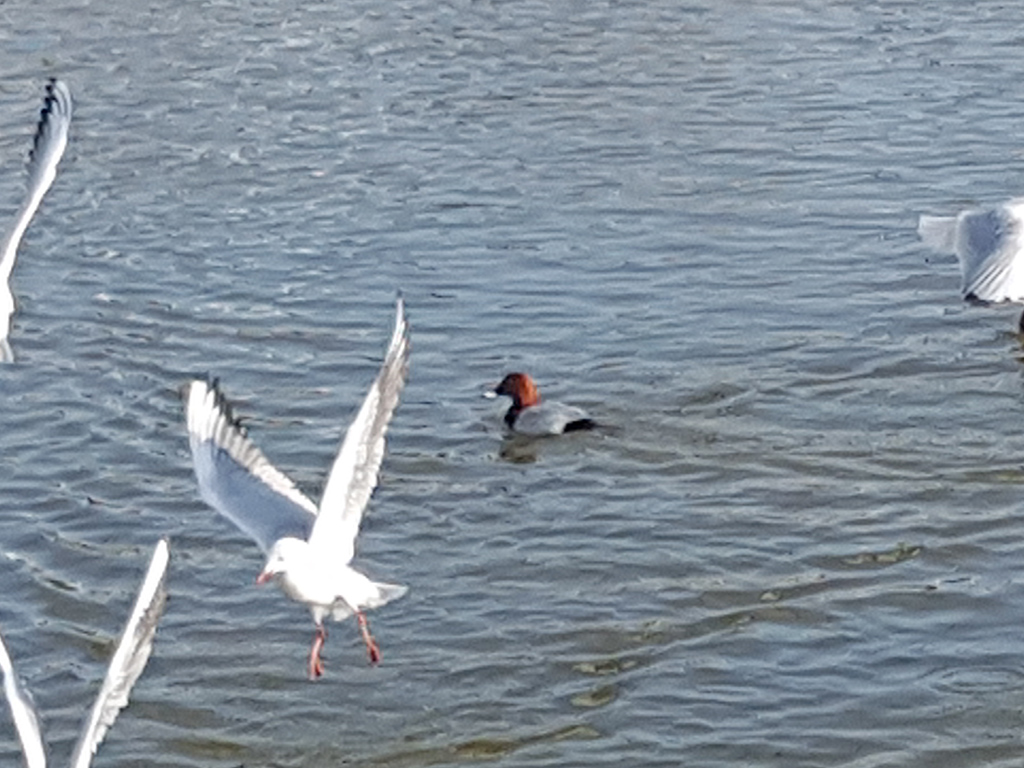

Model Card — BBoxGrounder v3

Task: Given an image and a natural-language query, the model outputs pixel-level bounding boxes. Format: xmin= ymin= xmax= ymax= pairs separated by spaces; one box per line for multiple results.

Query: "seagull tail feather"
xmin=366 ymin=582 xmax=408 ymax=611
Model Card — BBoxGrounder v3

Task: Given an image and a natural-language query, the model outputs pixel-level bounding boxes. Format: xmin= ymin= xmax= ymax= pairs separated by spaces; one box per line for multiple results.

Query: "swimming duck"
xmin=486 ymin=372 xmax=596 ymax=436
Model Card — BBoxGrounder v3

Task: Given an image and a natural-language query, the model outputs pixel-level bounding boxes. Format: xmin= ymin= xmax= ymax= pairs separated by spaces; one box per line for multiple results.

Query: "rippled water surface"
xmin=4 ymin=1 xmax=1024 ymax=766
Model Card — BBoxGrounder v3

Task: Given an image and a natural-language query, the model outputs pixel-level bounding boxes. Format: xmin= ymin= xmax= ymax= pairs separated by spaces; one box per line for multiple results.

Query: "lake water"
xmin=2 ymin=1 xmax=1024 ymax=766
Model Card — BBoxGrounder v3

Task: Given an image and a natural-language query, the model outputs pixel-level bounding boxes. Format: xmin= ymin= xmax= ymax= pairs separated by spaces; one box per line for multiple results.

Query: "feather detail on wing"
xmin=312 ymin=296 xmax=410 ymax=562
xmin=1 ymin=79 xmax=72 ymax=285
xmin=184 ymin=380 xmax=317 ymax=553
xmin=918 ymin=202 xmax=1024 ymax=303
xmin=69 ymin=538 xmax=170 ymax=768
xmin=1 ymin=79 xmax=72 ymax=353
xmin=24 ymin=80 xmax=72 ymax=230
xmin=0 ymin=626 xmax=47 ymax=768
xmin=957 ymin=206 xmax=1024 ymax=302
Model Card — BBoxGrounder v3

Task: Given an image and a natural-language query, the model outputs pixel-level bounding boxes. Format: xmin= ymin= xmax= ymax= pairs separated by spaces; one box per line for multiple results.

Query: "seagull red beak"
xmin=256 ymin=570 xmax=273 ymax=585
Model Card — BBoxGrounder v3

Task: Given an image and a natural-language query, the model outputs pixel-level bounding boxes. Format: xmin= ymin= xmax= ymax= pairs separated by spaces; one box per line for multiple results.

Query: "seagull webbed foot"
xmin=309 ymin=624 xmax=327 ymax=680
xmin=357 ymin=612 xmax=381 ymax=665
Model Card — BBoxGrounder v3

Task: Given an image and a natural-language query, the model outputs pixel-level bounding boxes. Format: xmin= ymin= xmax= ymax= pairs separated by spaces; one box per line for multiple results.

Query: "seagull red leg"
xmin=309 ymin=623 xmax=327 ymax=680
xmin=357 ymin=611 xmax=381 ymax=665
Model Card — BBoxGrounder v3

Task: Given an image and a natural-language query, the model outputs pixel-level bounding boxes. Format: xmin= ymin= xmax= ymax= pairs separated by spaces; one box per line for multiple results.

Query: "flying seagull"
xmin=0 ymin=79 xmax=72 ymax=361
xmin=183 ymin=296 xmax=410 ymax=680
xmin=0 ymin=538 xmax=170 ymax=768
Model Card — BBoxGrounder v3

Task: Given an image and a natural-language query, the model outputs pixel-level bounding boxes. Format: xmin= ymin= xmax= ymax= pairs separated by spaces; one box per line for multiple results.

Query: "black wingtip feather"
xmin=209 ymin=378 xmax=252 ymax=436
xmin=182 ymin=377 xmax=251 ymax=437
xmin=30 ymin=79 xmax=64 ymax=164
xmin=210 ymin=379 xmax=249 ymax=436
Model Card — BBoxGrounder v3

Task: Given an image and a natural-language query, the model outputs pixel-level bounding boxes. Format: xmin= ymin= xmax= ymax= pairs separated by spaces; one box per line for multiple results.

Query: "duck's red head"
xmin=493 ymin=372 xmax=541 ymax=408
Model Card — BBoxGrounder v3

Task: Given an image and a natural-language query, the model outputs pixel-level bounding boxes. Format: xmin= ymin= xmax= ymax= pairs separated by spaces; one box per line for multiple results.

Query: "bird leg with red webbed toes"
xmin=310 ymin=624 xmax=327 ymax=678
xmin=306 ymin=612 xmax=380 ymax=679
xmin=357 ymin=612 xmax=381 ymax=664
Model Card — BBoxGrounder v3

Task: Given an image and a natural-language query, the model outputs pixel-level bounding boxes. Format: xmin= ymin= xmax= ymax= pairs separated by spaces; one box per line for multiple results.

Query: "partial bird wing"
xmin=68 ymin=539 xmax=170 ymax=768
xmin=312 ymin=296 xmax=410 ymax=563
xmin=0 ymin=79 xmax=72 ymax=352
xmin=955 ymin=204 xmax=1024 ymax=302
xmin=184 ymin=380 xmax=317 ymax=554
xmin=919 ymin=202 xmax=1024 ymax=303
xmin=0 ymin=79 xmax=72 ymax=285
xmin=0 ymin=626 xmax=47 ymax=768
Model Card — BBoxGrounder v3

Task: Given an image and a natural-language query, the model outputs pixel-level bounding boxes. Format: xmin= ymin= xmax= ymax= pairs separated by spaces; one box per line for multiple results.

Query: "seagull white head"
xmin=256 ymin=537 xmax=304 ymax=585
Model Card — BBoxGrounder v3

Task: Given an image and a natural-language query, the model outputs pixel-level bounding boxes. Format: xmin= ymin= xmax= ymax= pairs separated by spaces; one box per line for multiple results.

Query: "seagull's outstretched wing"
xmin=313 ymin=296 xmax=410 ymax=563
xmin=956 ymin=205 xmax=1024 ymax=302
xmin=0 ymin=79 xmax=72 ymax=284
xmin=185 ymin=380 xmax=317 ymax=553
xmin=0 ymin=626 xmax=47 ymax=768
xmin=918 ymin=201 xmax=1024 ymax=302
xmin=69 ymin=539 xmax=170 ymax=768
xmin=0 ymin=79 xmax=72 ymax=351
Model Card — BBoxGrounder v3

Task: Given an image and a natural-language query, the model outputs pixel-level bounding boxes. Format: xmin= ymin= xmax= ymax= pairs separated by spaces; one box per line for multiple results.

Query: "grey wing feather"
xmin=25 ymin=80 xmax=72 ymax=213
xmin=0 ymin=79 xmax=72 ymax=284
xmin=68 ymin=539 xmax=170 ymax=768
xmin=312 ymin=296 xmax=410 ymax=562
xmin=185 ymin=380 xmax=317 ymax=553
xmin=956 ymin=207 xmax=1023 ymax=301
xmin=918 ymin=203 xmax=1024 ymax=302
xmin=0 ymin=627 xmax=47 ymax=768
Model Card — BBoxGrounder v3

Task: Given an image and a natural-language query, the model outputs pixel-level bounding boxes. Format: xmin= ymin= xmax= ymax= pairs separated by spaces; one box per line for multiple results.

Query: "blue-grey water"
xmin=2 ymin=1 xmax=1024 ymax=766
